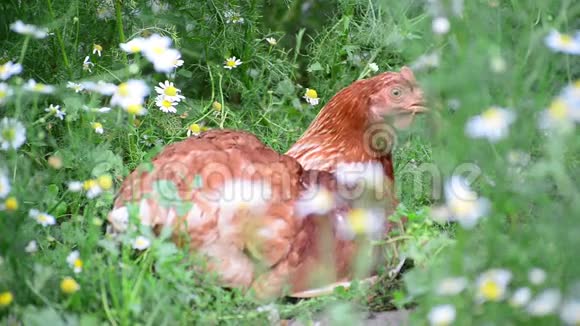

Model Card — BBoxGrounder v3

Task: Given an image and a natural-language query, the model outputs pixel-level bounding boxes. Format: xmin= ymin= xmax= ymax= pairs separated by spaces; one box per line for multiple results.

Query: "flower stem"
xmin=46 ymin=0 xmax=72 ymax=77
xmin=18 ymin=36 xmax=30 ymax=64
xmin=114 ymin=0 xmax=128 ymax=64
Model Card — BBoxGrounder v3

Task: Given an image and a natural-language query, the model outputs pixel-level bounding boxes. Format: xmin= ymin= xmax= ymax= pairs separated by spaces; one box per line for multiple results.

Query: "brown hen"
xmin=108 ymin=67 xmax=425 ymax=299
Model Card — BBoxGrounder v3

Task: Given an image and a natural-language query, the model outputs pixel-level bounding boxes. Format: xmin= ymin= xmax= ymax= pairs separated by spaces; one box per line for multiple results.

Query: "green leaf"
xmin=307 ymin=62 xmax=323 ymax=72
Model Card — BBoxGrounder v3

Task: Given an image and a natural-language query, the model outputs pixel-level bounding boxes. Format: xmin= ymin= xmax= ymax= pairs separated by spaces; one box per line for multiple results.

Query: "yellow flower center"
xmin=135 ymin=238 xmax=148 ymax=248
xmin=480 ymin=279 xmax=501 ymax=301
xmin=118 ymin=83 xmax=129 ymax=97
xmin=482 ymin=107 xmax=501 ymax=121
xmin=92 ymin=122 xmax=103 ymax=130
xmin=97 ymin=175 xmax=113 ymax=190
xmin=164 ymin=85 xmax=178 ymax=96
xmin=212 ymin=101 xmax=222 ymax=111
xmin=0 ymin=291 xmax=13 ymax=307
xmin=37 ymin=214 xmax=49 ymax=223
xmin=560 ymin=34 xmax=573 ymax=46
xmin=305 ymin=89 xmax=318 ymax=99
xmin=573 ymin=80 xmax=580 ymax=90
xmin=74 ymin=258 xmax=83 ymax=269
xmin=4 ymin=197 xmax=18 ymax=211
xmin=0 ymin=65 xmax=6 ymax=74
xmin=189 ymin=123 xmax=201 ymax=134
xmin=126 ymin=104 xmax=143 ymax=115
xmin=548 ymin=99 xmax=568 ymax=120
xmin=1 ymin=128 xmax=15 ymax=141
xmin=83 ymin=179 xmax=98 ymax=191
xmin=347 ymin=208 xmax=368 ymax=234
xmin=33 ymin=84 xmax=45 ymax=92
xmin=449 ymin=199 xmax=476 ymax=217
xmin=152 ymin=46 xmax=165 ymax=55
xmin=60 ymin=277 xmax=80 ymax=294
xmin=93 ymin=44 xmax=103 ymax=52
xmin=0 ymin=90 xmax=6 ymax=99
xmin=161 ymin=99 xmax=173 ymax=108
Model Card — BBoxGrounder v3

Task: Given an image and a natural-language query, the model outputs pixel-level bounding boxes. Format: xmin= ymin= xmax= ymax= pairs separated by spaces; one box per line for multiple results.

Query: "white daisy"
xmin=66 ymin=250 xmax=83 ymax=273
xmin=465 ymin=106 xmax=516 ymax=142
xmin=303 ymin=88 xmax=319 ymax=105
xmin=539 ymin=95 xmax=579 ymax=129
xmin=560 ymin=300 xmax=580 ymax=325
xmin=187 ymin=123 xmax=202 ymax=137
xmin=0 ymin=171 xmax=10 ymax=198
xmin=436 ymin=277 xmax=468 ymax=296
xmin=223 ymin=56 xmax=242 ymax=70
xmin=91 ymin=122 xmax=104 ymax=134
xmin=10 ymin=20 xmax=48 ymax=39
xmin=0 ymin=83 xmax=12 ymax=106
xmin=294 ymin=186 xmax=335 ymax=218
xmin=45 ymin=104 xmax=66 ymax=120
xmin=29 ymin=209 xmax=56 ymax=227
xmin=544 ymin=30 xmax=580 ymax=55
xmin=510 ymin=287 xmax=532 ymax=307
xmin=172 ymin=53 xmax=184 ymax=68
xmin=120 ymin=37 xmax=147 ymax=54
xmin=67 ymin=181 xmax=83 ymax=192
xmin=93 ymin=44 xmax=103 ymax=57
xmin=428 ymin=304 xmax=456 ymax=326
xmin=0 ymin=61 xmax=23 ymax=80
xmin=80 ymin=80 xmax=117 ymax=96
xmin=133 ymin=235 xmax=151 ymax=250
xmin=475 ymin=268 xmax=512 ymax=302
xmin=155 ymin=96 xmax=177 ymax=113
xmin=224 ymin=9 xmax=244 ymax=24
xmin=0 ymin=117 xmax=26 ymax=150
xmin=526 ymin=288 xmax=562 ymax=316
xmin=83 ymin=179 xmax=103 ymax=199
xmin=154 ymin=80 xmax=185 ymax=102
xmin=23 ymin=79 xmax=55 ymax=94
xmin=528 ymin=268 xmax=547 ymax=285
xmin=24 ymin=240 xmax=38 ymax=253
xmin=368 ymin=62 xmax=379 ymax=73
xmin=265 ymin=37 xmax=277 ymax=46
xmin=432 ymin=176 xmax=490 ymax=229
xmin=432 ymin=17 xmax=450 ymax=35
xmin=110 ymin=79 xmax=149 ymax=109
xmin=83 ymin=56 xmax=94 ymax=73
xmin=66 ymin=81 xmax=84 ymax=93
xmin=411 ymin=52 xmax=441 ymax=71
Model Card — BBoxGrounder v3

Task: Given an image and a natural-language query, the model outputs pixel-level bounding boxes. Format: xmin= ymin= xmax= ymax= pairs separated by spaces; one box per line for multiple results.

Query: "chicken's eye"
xmin=391 ymin=88 xmax=403 ymax=97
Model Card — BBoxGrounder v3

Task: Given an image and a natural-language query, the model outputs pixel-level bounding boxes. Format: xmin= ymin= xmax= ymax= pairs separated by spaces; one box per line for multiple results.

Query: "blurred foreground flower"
xmin=432 ymin=17 xmax=450 ymax=35
xmin=66 ymin=250 xmax=83 ymax=274
xmin=0 ymin=61 xmax=23 ymax=80
xmin=29 ymin=209 xmax=56 ymax=227
xmin=526 ymin=288 xmax=561 ymax=316
xmin=544 ymin=30 xmax=580 ymax=55
xmin=10 ymin=20 xmax=48 ymax=38
xmin=1 ymin=196 xmax=18 ymax=212
xmin=436 ymin=277 xmax=468 ymax=296
xmin=428 ymin=304 xmax=456 ymax=326
xmin=24 ymin=79 xmax=55 ymax=94
xmin=111 ymin=79 xmax=149 ymax=110
xmin=336 ymin=208 xmax=385 ymax=240
xmin=528 ymin=268 xmax=547 ymax=285
xmin=431 ymin=176 xmax=490 ymax=229
xmin=0 ymin=172 xmax=10 ymax=198
xmin=24 ymin=240 xmax=38 ymax=253
xmin=0 ymin=117 xmax=27 ymax=150
xmin=294 ymin=185 xmax=335 ymax=217
xmin=265 ymin=37 xmax=277 ymax=45
xmin=60 ymin=277 xmax=80 ymax=294
xmin=476 ymin=268 xmax=512 ymax=302
xmin=560 ymin=300 xmax=580 ymax=325
xmin=91 ymin=122 xmax=104 ymax=134
xmin=0 ymin=291 xmax=13 ymax=307
xmin=0 ymin=83 xmax=13 ymax=106
xmin=510 ymin=287 xmax=532 ymax=307
xmin=465 ymin=106 xmax=516 ymax=142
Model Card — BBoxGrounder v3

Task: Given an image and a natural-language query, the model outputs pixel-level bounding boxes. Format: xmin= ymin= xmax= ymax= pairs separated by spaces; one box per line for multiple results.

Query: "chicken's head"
xmin=367 ymin=66 xmax=427 ymax=129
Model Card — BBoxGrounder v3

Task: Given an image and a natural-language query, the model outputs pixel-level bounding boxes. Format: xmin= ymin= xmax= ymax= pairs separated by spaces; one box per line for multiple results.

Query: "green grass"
xmin=1 ymin=0 xmax=579 ymax=325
